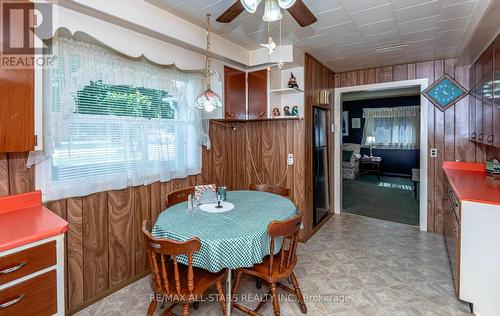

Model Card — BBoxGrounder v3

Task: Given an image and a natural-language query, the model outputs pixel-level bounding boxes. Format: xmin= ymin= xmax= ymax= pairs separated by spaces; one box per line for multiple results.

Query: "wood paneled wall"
xmin=304 ymin=54 xmax=336 ymax=235
xmin=0 ymin=118 xmax=305 ymax=313
xmin=201 ymin=119 xmax=306 ymax=235
xmin=334 ymin=59 xmax=499 ymax=233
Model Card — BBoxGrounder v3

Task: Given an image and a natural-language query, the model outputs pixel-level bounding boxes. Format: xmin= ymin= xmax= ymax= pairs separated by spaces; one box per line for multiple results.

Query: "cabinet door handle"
xmin=478 ymin=133 xmax=484 ymax=141
xmin=0 ymin=294 xmax=25 ymax=309
xmin=0 ymin=262 xmax=27 ymax=275
xmin=471 ymin=132 xmax=477 ymax=139
xmin=487 ymin=135 xmax=493 ymax=143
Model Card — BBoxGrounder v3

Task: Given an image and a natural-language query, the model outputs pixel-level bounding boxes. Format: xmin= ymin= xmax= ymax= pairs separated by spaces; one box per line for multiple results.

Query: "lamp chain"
xmin=206 ymin=14 xmax=212 ymax=90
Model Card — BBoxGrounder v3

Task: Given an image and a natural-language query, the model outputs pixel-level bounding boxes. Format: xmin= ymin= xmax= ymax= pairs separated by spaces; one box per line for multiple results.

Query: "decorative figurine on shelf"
xmin=283 ymin=106 xmax=291 ymax=116
xmin=272 ymin=107 xmax=281 ymax=117
xmin=291 ymin=105 xmax=299 ymax=116
xmin=288 ymin=73 xmax=299 ymax=89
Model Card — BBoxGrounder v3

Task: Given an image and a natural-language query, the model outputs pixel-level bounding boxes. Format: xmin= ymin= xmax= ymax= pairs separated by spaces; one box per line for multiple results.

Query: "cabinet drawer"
xmin=0 ymin=270 xmax=57 ymax=316
xmin=0 ymin=241 xmax=56 ymax=285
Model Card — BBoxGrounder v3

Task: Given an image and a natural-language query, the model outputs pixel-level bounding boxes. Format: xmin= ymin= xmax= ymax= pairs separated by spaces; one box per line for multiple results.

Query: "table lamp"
xmin=366 ymin=136 xmax=376 ymax=157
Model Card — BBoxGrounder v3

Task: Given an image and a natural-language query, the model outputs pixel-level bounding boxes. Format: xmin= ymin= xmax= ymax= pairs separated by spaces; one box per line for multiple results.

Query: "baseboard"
xmin=382 ymin=172 xmax=411 ymax=178
xmin=67 ymin=270 xmax=151 ymax=315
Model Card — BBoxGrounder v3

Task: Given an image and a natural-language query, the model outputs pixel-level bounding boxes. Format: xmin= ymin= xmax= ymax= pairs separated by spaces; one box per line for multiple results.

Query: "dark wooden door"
xmin=224 ymin=66 xmax=246 ymax=119
xmin=481 ymin=44 xmax=494 ymax=145
xmin=494 ymin=35 xmax=500 ymax=148
xmin=469 ymin=63 xmax=477 ymax=141
xmin=247 ymin=69 xmax=267 ymax=119
xmin=0 ymin=1 xmax=35 ymax=152
xmin=475 ymin=59 xmax=483 ymax=143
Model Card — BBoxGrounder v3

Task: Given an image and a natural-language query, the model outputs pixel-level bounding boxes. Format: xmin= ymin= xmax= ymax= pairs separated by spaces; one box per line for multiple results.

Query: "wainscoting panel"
xmin=334 ymin=58 xmax=500 ymax=233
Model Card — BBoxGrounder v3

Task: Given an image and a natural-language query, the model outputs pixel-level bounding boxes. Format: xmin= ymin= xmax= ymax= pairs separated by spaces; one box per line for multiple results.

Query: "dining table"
xmin=152 ymin=190 xmax=297 ymax=316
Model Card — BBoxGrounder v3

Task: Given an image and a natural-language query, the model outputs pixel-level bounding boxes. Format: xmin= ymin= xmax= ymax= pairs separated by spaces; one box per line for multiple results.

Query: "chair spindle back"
xmin=142 ymin=220 xmax=200 ymax=296
xmin=166 ymin=187 xmax=195 ymax=207
xmin=249 ymin=184 xmax=291 ymax=197
xmin=267 ymin=215 xmax=302 ymax=276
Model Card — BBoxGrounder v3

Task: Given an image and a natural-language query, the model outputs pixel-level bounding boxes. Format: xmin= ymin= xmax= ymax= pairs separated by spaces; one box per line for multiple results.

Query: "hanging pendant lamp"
xmin=196 ymin=14 xmax=223 ymax=112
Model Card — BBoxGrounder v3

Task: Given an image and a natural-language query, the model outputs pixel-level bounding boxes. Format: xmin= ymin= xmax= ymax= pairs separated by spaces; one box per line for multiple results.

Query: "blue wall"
xmin=342 ymin=96 xmax=420 ymax=177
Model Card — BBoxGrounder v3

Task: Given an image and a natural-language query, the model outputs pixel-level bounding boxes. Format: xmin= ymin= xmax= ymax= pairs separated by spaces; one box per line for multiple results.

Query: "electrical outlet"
xmin=430 ymin=148 xmax=438 ymax=158
xmin=287 ymin=154 xmax=294 ymax=166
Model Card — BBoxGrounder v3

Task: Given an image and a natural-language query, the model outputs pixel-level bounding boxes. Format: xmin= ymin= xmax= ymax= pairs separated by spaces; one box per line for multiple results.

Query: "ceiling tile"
xmin=339 ymin=0 xmax=391 ymax=14
xmin=393 ymin=0 xmax=442 ymax=22
xmin=397 ymin=15 xmax=439 ymax=35
xmin=331 ymin=32 xmax=366 ymax=46
xmin=358 ymin=19 xmax=397 ymax=37
xmin=439 ymin=16 xmax=471 ymax=32
xmin=151 ymin=0 xmax=483 ymax=72
xmin=315 ymin=8 xmax=352 ymax=29
xmin=440 ymin=1 xmax=476 ymax=20
xmin=350 ymin=4 xmax=394 ymax=26
xmin=302 ymin=0 xmax=343 ymax=14
xmin=318 ymin=21 xmax=359 ymax=37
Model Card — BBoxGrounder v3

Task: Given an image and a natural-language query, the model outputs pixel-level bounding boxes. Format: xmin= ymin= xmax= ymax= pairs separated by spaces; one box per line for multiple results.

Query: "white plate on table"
xmin=199 ymin=202 xmax=234 ymax=213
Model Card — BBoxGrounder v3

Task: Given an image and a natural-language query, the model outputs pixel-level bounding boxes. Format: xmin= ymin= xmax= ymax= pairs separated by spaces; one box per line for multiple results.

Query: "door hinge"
xmin=34 ymin=135 xmax=38 ymax=146
xmin=331 ymin=124 xmax=335 ymax=133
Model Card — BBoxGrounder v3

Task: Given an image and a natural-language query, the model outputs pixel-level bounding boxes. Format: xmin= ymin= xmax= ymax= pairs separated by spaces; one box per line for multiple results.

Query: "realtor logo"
xmin=1 ymin=1 xmax=55 ymax=69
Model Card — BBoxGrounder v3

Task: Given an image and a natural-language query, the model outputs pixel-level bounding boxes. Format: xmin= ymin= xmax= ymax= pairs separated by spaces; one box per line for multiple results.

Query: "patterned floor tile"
xmin=75 ymin=214 xmax=471 ymax=316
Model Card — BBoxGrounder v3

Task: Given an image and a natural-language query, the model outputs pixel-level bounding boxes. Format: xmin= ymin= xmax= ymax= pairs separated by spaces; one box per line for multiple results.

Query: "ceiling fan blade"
xmin=287 ymin=0 xmax=317 ymax=27
xmin=216 ymin=1 xmax=245 ymax=23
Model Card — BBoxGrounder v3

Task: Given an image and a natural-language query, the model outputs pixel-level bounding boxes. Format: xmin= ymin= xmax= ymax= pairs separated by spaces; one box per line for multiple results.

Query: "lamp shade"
xmin=366 ymin=136 xmax=376 ymax=146
xmin=196 ymin=89 xmax=223 ymax=112
xmin=263 ymin=0 xmax=282 ymax=22
xmin=241 ymin=0 xmax=262 ymax=13
xmin=278 ymin=0 xmax=296 ymax=9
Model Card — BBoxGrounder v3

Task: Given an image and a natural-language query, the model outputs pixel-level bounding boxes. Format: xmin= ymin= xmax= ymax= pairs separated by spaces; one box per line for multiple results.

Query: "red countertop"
xmin=443 ymin=161 xmax=500 ymax=206
xmin=0 ymin=191 xmax=68 ymax=252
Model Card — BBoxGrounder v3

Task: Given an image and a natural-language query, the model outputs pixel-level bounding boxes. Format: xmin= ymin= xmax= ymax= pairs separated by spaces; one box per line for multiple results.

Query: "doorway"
xmin=333 ymin=79 xmax=429 ymax=231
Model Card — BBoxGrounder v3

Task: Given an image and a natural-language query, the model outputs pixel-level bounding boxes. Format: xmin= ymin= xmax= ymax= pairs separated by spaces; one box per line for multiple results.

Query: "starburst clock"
xmin=422 ymin=74 xmax=469 ymax=112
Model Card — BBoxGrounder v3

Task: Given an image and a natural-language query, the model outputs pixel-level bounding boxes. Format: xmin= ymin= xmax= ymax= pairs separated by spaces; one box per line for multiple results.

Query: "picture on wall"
xmin=342 ymin=111 xmax=349 ymax=136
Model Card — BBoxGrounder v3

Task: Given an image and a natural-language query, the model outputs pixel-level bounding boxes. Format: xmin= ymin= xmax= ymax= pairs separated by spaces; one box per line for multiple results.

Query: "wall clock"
xmin=422 ymin=74 xmax=468 ymax=112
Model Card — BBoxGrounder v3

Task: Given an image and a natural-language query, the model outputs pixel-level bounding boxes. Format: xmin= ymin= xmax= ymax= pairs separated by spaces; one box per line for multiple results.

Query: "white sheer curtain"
xmin=362 ymin=106 xmax=420 ymax=149
xmin=31 ymin=37 xmax=208 ymax=201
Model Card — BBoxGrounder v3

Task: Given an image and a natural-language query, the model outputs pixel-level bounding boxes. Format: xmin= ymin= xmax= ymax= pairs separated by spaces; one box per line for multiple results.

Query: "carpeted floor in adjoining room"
xmin=342 ymin=175 xmax=419 ymax=226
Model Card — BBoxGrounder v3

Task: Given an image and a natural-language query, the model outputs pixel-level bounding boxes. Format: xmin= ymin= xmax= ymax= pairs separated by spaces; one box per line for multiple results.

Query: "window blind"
xmin=35 ymin=37 xmax=204 ymax=201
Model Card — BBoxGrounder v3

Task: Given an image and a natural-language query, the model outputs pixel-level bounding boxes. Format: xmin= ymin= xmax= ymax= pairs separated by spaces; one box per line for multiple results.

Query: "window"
xmin=361 ymin=106 xmax=420 ymax=149
xmin=33 ymin=38 xmax=206 ymax=201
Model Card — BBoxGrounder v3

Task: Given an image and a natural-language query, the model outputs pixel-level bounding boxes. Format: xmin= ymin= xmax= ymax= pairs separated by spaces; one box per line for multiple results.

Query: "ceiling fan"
xmin=216 ymin=0 xmax=317 ymax=27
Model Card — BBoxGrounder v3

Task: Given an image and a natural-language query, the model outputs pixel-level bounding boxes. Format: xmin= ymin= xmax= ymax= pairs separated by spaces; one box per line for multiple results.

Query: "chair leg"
xmin=147 ymin=298 xmax=157 ymax=316
xmin=270 ymin=283 xmax=280 ymax=316
xmin=256 ymin=279 xmax=262 ymax=289
xmin=290 ymin=272 xmax=307 ymax=313
xmin=215 ymin=280 xmax=227 ymax=315
xmin=232 ymin=270 xmax=243 ymax=298
xmin=182 ymin=304 xmax=190 ymax=316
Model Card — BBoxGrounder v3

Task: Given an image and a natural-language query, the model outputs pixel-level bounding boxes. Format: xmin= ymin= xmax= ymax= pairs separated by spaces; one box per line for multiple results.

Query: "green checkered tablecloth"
xmin=152 ymin=190 xmax=297 ymax=273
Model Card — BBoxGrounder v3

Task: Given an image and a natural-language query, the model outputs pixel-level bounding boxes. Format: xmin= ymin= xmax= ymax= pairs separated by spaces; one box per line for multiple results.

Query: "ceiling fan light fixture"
xmin=263 ymin=0 xmax=282 ymax=22
xmin=241 ymin=0 xmax=262 ymax=13
xmin=278 ymin=0 xmax=296 ymax=9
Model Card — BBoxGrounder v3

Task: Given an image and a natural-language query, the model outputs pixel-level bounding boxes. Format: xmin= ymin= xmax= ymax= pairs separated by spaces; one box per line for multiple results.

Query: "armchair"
xmin=342 ymin=143 xmax=361 ymax=179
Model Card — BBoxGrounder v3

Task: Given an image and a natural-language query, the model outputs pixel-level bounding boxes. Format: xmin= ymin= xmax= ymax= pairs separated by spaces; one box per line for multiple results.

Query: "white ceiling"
xmin=145 ymin=0 xmax=484 ymax=72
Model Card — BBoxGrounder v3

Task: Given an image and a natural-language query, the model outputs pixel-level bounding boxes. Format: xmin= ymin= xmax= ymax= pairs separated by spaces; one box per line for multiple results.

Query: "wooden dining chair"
xmin=166 ymin=187 xmax=195 ymax=207
xmin=142 ymin=220 xmax=226 ymax=316
xmin=231 ymin=215 xmax=306 ymax=316
xmin=249 ymin=184 xmax=291 ymax=198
